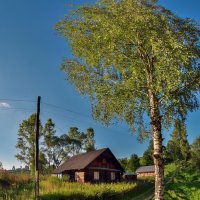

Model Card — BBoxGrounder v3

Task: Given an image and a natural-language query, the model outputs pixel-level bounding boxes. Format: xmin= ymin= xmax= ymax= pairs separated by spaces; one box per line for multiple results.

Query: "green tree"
xmin=0 ymin=161 xmax=3 ymax=170
xmin=43 ymin=118 xmax=56 ymax=171
xmin=118 ymin=158 xmax=128 ymax=171
xmin=191 ymin=137 xmax=200 ymax=172
xmin=56 ymin=134 xmax=71 ymax=164
xmin=84 ymin=128 xmax=96 ymax=152
xmin=39 ymin=152 xmax=47 ymax=175
xmin=166 ymin=120 xmax=190 ymax=163
xmin=127 ymin=154 xmax=140 ymax=172
xmin=56 ymin=0 xmax=200 ymax=198
xmin=140 ymin=140 xmax=154 ymax=166
xmin=67 ymin=127 xmax=84 ymax=156
xmin=15 ymin=113 xmax=42 ymax=175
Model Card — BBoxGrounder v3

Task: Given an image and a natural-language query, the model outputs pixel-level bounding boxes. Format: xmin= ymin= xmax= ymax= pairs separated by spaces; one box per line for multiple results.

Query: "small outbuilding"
xmin=123 ymin=172 xmax=137 ymax=182
xmin=136 ymin=165 xmax=155 ymax=177
xmin=53 ymin=148 xmax=124 ymax=183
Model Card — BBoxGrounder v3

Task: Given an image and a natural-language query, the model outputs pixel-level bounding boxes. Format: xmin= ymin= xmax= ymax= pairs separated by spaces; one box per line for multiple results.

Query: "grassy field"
xmin=1 ymin=164 xmax=199 ymax=200
xmin=39 ymin=177 xmax=153 ymax=200
xmin=40 ymin=177 xmax=138 ymax=200
xmin=0 ymin=171 xmax=153 ymax=200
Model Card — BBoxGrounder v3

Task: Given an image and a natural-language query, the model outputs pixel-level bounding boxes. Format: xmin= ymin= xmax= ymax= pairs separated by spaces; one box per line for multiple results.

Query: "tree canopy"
xmin=57 ymin=0 xmax=200 ymax=135
xmin=191 ymin=136 xmax=200 ymax=172
xmin=166 ymin=119 xmax=190 ymax=163
xmin=140 ymin=140 xmax=154 ymax=166
xmin=127 ymin=154 xmax=140 ymax=172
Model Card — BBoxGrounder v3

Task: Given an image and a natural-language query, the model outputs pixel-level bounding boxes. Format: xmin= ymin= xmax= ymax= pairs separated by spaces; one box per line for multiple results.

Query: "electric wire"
xmin=0 ymin=98 xmax=130 ymax=136
xmin=41 ymin=101 xmax=91 ymax=118
xmin=0 ymin=99 xmax=36 ymax=103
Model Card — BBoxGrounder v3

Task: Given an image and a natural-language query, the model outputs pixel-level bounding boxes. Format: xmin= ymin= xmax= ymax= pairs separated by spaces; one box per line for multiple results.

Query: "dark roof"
xmin=124 ymin=172 xmax=136 ymax=175
xmin=53 ymin=148 xmax=123 ymax=174
xmin=136 ymin=165 xmax=155 ymax=173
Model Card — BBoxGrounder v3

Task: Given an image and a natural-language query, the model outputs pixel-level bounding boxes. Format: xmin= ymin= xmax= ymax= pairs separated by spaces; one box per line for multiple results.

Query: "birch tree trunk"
xmin=149 ymin=91 xmax=164 ymax=200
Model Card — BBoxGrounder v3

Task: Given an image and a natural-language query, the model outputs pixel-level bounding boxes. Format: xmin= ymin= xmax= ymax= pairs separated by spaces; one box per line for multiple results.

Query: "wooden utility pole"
xmin=35 ymin=96 xmax=41 ymax=200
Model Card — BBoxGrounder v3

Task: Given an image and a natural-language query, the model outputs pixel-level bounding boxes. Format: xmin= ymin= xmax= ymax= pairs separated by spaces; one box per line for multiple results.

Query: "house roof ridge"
xmin=53 ymin=148 xmax=109 ymax=174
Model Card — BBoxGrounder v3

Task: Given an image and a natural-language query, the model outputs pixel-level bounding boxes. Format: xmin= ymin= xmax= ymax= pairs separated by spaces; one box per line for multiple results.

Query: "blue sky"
xmin=0 ymin=0 xmax=199 ymax=169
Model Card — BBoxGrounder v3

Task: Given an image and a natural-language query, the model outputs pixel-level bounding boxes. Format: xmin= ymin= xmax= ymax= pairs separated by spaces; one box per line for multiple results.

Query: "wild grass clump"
xmin=0 ymin=170 xmax=33 ymax=200
xmin=0 ymin=170 xmax=32 ymax=186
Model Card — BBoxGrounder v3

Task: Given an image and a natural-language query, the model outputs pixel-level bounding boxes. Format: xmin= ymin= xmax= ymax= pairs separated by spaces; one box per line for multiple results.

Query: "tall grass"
xmin=0 ymin=170 xmax=33 ymax=199
xmin=40 ymin=177 xmax=138 ymax=200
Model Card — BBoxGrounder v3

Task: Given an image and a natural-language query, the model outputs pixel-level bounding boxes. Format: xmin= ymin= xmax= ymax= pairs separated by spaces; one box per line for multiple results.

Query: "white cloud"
xmin=0 ymin=102 xmax=11 ymax=108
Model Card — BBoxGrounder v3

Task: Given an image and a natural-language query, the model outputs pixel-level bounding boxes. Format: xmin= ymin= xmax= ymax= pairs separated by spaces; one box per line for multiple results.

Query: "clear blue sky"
xmin=0 ymin=0 xmax=199 ymax=169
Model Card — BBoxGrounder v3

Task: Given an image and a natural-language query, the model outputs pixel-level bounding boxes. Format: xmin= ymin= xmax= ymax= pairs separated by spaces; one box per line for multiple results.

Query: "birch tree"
xmin=56 ymin=0 xmax=200 ymax=199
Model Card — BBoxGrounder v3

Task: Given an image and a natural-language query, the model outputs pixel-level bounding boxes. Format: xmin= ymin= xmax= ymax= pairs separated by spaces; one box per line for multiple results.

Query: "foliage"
xmin=0 ymin=161 xmax=3 ymax=169
xmin=140 ymin=140 xmax=154 ymax=166
xmin=166 ymin=119 xmax=190 ymax=163
xmin=190 ymin=136 xmax=200 ymax=172
xmin=67 ymin=127 xmax=85 ymax=156
xmin=43 ymin=118 xmax=56 ymax=171
xmin=84 ymin=128 xmax=96 ymax=152
xmin=15 ymin=113 xmax=42 ymax=175
xmin=127 ymin=154 xmax=140 ymax=172
xmin=118 ymin=158 xmax=128 ymax=171
xmin=56 ymin=0 xmax=200 ymax=134
xmin=164 ymin=165 xmax=200 ymax=200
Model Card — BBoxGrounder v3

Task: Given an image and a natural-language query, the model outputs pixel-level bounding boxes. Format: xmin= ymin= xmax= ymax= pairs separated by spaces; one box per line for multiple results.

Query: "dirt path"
xmin=131 ymin=185 xmax=154 ymax=200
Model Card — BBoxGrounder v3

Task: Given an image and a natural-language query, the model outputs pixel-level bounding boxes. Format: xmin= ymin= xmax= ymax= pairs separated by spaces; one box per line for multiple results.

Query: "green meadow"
xmin=0 ymin=164 xmax=199 ymax=200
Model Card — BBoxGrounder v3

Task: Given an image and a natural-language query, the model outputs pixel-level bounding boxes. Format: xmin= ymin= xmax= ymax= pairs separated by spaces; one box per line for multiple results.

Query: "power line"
xmin=0 ymin=98 xmax=91 ymax=119
xmin=40 ymin=110 xmax=87 ymax=125
xmin=41 ymin=101 xmax=91 ymax=118
xmin=0 ymin=107 xmax=35 ymax=112
xmin=0 ymin=98 xmax=36 ymax=103
xmin=0 ymin=98 xmax=130 ymax=136
xmin=40 ymin=110 xmax=129 ymax=136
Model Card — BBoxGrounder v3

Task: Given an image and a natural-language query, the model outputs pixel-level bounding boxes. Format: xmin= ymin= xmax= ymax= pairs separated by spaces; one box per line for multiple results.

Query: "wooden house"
xmin=136 ymin=165 xmax=155 ymax=177
xmin=53 ymin=148 xmax=124 ymax=183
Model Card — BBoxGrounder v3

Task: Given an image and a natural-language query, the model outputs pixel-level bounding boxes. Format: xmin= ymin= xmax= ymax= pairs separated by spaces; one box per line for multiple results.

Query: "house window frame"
xmin=57 ymin=174 xmax=62 ymax=179
xmin=111 ymin=172 xmax=115 ymax=181
xmin=75 ymin=172 xmax=79 ymax=181
xmin=94 ymin=171 xmax=99 ymax=180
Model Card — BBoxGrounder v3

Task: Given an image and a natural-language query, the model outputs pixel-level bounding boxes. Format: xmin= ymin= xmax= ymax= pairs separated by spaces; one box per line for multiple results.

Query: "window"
xmin=57 ymin=174 xmax=62 ymax=179
xmin=102 ymin=158 xmax=106 ymax=164
xmin=75 ymin=172 xmax=79 ymax=181
xmin=94 ymin=171 xmax=99 ymax=180
xmin=111 ymin=172 xmax=115 ymax=181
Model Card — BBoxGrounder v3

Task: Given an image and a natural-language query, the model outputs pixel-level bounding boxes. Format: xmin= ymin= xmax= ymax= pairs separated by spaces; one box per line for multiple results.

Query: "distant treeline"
xmin=118 ymin=119 xmax=200 ymax=173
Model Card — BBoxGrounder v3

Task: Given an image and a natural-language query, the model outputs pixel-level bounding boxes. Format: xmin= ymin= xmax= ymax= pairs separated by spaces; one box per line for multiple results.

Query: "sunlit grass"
xmin=40 ymin=177 xmax=138 ymax=200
